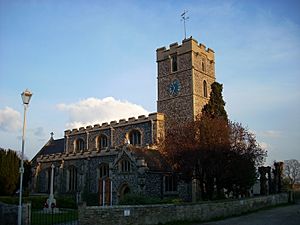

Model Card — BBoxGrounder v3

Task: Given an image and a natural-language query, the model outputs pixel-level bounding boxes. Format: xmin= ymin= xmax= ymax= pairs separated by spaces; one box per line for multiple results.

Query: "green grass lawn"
xmin=0 ymin=194 xmax=77 ymax=209
xmin=31 ymin=209 xmax=78 ymax=225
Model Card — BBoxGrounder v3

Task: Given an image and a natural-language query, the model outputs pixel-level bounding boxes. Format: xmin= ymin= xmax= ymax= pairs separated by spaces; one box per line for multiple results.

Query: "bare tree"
xmin=284 ymin=159 xmax=300 ymax=189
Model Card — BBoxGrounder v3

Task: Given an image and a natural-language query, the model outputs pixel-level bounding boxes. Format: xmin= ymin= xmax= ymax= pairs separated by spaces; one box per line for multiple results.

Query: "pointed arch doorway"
xmin=118 ymin=183 xmax=130 ymax=202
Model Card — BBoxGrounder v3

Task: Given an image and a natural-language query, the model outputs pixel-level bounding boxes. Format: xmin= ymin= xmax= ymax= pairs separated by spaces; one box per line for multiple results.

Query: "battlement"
xmin=156 ymin=36 xmax=215 ymax=62
xmin=64 ymin=112 xmax=165 ymax=136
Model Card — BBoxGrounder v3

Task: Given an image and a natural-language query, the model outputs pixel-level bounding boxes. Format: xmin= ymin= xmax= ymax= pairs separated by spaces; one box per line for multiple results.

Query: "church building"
xmin=31 ymin=37 xmax=216 ymax=205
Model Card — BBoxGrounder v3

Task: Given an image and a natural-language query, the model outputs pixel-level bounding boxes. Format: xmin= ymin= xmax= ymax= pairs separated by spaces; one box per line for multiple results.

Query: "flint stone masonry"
xmin=64 ymin=113 xmax=165 ymax=154
xmin=78 ymin=193 xmax=288 ymax=225
xmin=157 ymin=37 xmax=216 ymax=126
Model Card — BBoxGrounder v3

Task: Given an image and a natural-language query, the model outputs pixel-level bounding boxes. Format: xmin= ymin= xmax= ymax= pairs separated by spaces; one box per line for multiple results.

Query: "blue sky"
xmin=0 ymin=0 xmax=299 ymax=163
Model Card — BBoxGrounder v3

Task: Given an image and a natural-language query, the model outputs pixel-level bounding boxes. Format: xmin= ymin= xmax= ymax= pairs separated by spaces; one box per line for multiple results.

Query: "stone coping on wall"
xmin=36 ymin=146 xmax=127 ymax=163
xmin=36 ymin=145 xmax=158 ymax=163
xmin=64 ymin=113 xmax=164 ymax=136
xmin=78 ymin=193 xmax=289 ymax=225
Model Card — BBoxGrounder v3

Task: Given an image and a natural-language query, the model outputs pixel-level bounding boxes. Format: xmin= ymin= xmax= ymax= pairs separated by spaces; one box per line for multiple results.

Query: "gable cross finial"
xmin=50 ymin=132 xmax=54 ymax=139
xmin=181 ymin=10 xmax=189 ymax=39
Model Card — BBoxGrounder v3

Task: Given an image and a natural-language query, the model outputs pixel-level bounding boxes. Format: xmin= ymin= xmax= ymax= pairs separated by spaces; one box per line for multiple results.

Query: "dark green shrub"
xmin=25 ymin=196 xmax=47 ymax=209
xmin=1 ymin=194 xmax=77 ymax=209
xmin=0 ymin=196 xmax=18 ymax=205
xmin=160 ymin=197 xmax=183 ymax=204
xmin=82 ymin=193 xmax=99 ymax=206
xmin=56 ymin=195 xmax=77 ymax=209
xmin=0 ymin=195 xmax=47 ymax=209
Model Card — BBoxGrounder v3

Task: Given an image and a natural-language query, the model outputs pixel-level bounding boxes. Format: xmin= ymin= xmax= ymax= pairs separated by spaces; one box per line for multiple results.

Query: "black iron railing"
xmin=31 ymin=208 xmax=78 ymax=225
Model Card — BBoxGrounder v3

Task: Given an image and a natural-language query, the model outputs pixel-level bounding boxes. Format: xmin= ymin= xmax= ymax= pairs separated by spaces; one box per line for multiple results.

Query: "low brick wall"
xmin=78 ymin=193 xmax=288 ymax=225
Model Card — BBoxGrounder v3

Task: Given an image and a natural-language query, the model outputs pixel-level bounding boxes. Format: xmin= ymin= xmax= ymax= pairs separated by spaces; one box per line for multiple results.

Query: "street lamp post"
xmin=18 ymin=89 xmax=32 ymax=225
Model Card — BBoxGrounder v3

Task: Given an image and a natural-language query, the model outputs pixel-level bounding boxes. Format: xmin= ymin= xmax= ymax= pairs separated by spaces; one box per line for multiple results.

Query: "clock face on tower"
xmin=168 ymin=79 xmax=181 ymax=96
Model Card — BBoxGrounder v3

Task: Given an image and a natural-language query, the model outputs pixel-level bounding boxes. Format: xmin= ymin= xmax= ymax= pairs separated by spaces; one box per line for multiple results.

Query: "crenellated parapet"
xmin=156 ymin=36 xmax=215 ymax=63
xmin=64 ymin=113 xmax=165 ymax=154
xmin=64 ymin=113 xmax=164 ymax=136
xmin=157 ymin=37 xmax=216 ymax=127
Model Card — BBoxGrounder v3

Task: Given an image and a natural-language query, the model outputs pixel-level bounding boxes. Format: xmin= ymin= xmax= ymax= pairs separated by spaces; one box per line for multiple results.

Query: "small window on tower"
xmin=203 ymin=80 xmax=208 ymax=98
xmin=171 ymin=55 xmax=177 ymax=72
xmin=202 ymin=61 xmax=206 ymax=72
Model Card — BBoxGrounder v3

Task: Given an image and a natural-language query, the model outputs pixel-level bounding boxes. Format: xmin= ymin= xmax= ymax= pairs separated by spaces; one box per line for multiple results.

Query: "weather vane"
xmin=181 ymin=10 xmax=189 ymax=39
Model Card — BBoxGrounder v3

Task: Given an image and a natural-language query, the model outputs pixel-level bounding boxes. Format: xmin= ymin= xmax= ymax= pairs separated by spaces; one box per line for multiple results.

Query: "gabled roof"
xmin=130 ymin=146 xmax=172 ymax=172
xmin=31 ymin=138 xmax=64 ymax=162
xmin=112 ymin=148 xmax=136 ymax=168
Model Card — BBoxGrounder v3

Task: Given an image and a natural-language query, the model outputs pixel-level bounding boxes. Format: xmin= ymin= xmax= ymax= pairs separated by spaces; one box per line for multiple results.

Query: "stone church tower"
xmin=157 ymin=37 xmax=216 ymax=125
xmin=32 ymin=37 xmax=218 ymax=205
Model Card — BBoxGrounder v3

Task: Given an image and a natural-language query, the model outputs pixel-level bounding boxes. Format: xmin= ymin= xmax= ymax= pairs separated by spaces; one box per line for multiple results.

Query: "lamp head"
xmin=21 ymin=89 xmax=33 ymax=105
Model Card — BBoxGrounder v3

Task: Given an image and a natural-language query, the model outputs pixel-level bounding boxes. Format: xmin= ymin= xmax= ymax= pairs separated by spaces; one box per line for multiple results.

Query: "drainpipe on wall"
xmin=110 ymin=127 xmax=114 ymax=147
xmin=86 ymin=132 xmax=89 ymax=150
xmin=151 ymin=120 xmax=154 ymax=144
xmin=65 ymin=136 xmax=69 ymax=153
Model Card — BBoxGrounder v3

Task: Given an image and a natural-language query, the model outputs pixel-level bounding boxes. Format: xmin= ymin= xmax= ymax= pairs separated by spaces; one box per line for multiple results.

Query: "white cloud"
xmin=260 ymin=130 xmax=282 ymax=138
xmin=259 ymin=141 xmax=270 ymax=151
xmin=57 ymin=97 xmax=149 ymax=129
xmin=0 ymin=107 xmax=21 ymax=132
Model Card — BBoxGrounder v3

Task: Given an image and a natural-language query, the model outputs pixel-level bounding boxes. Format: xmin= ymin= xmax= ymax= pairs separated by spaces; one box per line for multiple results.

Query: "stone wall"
xmin=78 ymin=193 xmax=288 ymax=225
xmin=0 ymin=202 xmax=31 ymax=225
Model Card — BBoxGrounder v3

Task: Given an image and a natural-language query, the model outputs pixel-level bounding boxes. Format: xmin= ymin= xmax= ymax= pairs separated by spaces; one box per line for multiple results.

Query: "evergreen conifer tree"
xmin=202 ymin=82 xmax=228 ymax=120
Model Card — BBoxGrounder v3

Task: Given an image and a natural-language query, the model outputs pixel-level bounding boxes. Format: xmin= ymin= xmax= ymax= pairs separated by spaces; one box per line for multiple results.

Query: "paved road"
xmin=196 ymin=203 xmax=300 ymax=225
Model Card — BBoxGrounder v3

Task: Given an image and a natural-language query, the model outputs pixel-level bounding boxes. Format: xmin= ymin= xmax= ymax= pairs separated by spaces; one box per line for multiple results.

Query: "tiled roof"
xmin=130 ymin=147 xmax=172 ymax=172
xmin=31 ymin=138 xmax=64 ymax=162
xmin=32 ymin=139 xmax=171 ymax=173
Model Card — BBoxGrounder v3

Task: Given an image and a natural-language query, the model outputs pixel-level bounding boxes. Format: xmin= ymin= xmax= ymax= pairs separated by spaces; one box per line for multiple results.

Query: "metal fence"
xmin=31 ymin=208 xmax=78 ymax=225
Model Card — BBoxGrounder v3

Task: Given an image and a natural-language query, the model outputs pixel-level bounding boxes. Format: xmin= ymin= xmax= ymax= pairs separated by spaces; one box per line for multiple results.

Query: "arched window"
xmin=119 ymin=159 xmax=131 ymax=173
xmin=68 ymin=166 xmax=77 ymax=192
xmin=96 ymin=135 xmax=108 ymax=150
xmin=74 ymin=138 xmax=85 ymax=152
xmin=99 ymin=163 xmax=109 ymax=178
xmin=171 ymin=54 xmax=177 ymax=72
xmin=129 ymin=130 xmax=141 ymax=145
xmin=203 ymin=80 xmax=208 ymax=98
